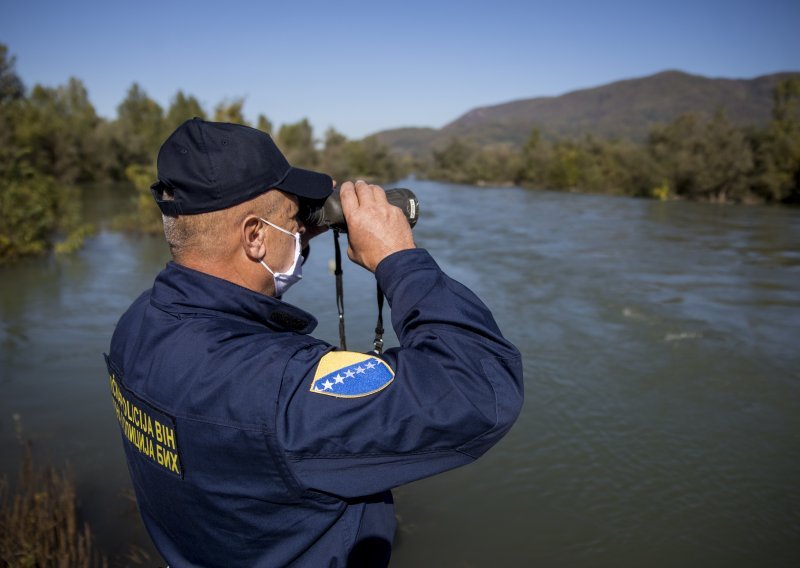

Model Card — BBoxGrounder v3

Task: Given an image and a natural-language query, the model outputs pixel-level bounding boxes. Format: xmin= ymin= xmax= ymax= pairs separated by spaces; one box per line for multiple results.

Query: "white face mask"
xmin=259 ymin=218 xmax=303 ymax=297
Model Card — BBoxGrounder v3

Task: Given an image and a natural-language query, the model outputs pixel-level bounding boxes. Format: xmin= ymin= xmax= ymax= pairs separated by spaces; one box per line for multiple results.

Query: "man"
xmin=106 ymin=119 xmax=523 ymax=567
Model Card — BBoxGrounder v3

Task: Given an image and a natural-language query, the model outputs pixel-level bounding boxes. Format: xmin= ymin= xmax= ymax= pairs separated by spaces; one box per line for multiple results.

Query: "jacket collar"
xmin=149 ymin=261 xmax=317 ymax=334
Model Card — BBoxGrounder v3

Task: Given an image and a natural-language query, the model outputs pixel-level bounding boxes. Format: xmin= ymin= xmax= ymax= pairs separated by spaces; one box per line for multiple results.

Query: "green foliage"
xmin=420 ymin=79 xmax=800 ymax=204
xmin=0 ymin=44 xmax=24 ymax=103
xmin=111 ymin=165 xmax=163 ymax=235
xmin=165 ymin=90 xmax=206 ymax=133
xmin=647 ymin=112 xmax=753 ymax=202
xmin=318 ymin=128 xmax=349 ymax=182
xmin=0 ymin=150 xmax=92 ymax=264
xmin=341 ymin=136 xmax=400 ymax=182
xmin=750 ymin=77 xmax=800 ymax=203
xmin=0 ymin=156 xmax=58 ymax=262
xmin=429 ymin=138 xmax=481 ymax=184
xmin=651 ymin=181 xmax=671 ymax=201
xmin=2 ymin=39 xmax=799 ymax=267
xmin=14 ymin=78 xmax=101 ymax=183
xmin=277 ymin=118 xmax=317 ymax=167
xmin=213 ymin=98 xmax=249 ymax=126
xmin=0 ymin=46 xmax=92 ymax=263
xmin=319 ymin=128 xmax=403 ymax=183
xmin=547 ymin=142 xmax=581 ymax=189
xmin=116 ymin=83 xmax=165 ymax=166
xmin=256 ymin=114 xmax=273 ymax=135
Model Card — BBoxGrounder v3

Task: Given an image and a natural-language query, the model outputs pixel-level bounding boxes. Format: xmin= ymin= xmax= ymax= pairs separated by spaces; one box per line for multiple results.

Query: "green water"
xmin=1 ymin=180 xmax=799 ymax=566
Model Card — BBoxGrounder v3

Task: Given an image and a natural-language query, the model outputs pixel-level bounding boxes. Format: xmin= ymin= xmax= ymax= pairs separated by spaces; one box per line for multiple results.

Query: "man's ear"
xmin=241 ymin=216 xmax=267 ymax=261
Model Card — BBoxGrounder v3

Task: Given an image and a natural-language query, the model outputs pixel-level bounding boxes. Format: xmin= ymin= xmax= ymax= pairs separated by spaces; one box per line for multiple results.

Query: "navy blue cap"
xmin=151 ymin=119 xmax=333 ymax=215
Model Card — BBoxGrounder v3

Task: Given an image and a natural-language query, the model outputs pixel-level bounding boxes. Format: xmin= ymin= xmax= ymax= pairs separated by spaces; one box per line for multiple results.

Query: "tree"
xmin=116 ymin=83 xmax=165 ymax=166
xmin=165 ymin=90 xmax=205 ymax=134
xmin=0 ymin=43 xmax=25 ymax=169
xmin=516 ymin=128 xmax=552 ymax=186
xmin=14 ymin=78 xmax=100 ymax=182
xmin=0 ymin=154 xmax=58 ymax=263
xmin=772 ymin=77 xmax=800 ymax=126
xmin=647 ymin=112 xmax=753 ymax=202
xmin=213 ymin=98 xmax=248 ymax=125
xmin=0 ymin=45 xmax=92 ymax=261
xmin=750 ymin=78 xmax=800 ymax=202
xmin=429 ymin=138 xmax=479 ymax=184
xmin=256 ymin=114 xmax=273 ymax=135
xmin=547 ymin=141 xmax=582 ymax=189
xmin=341 ymin=136 xmax=399 ymax=183
xmin=0 ymin=43 xmax=24 ymax=103
xmin=318 ymin=128 xmax=349 ymax=181
xmin=111 ymin=164 xmax=163 ymax=235
xmin=318 ymin=129 xmax=403 ymax=183
xmin=471 ymin=143 xmax=520 ymax=185
xmin=85 ymin=119 xmax=128 ymax=180
xmin=276 ymin=118 xmax=317 ymax=168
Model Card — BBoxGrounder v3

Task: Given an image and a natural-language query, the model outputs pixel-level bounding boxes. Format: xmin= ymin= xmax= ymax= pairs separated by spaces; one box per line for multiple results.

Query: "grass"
xmin=0 ymin=442 xmax=107 ymax=568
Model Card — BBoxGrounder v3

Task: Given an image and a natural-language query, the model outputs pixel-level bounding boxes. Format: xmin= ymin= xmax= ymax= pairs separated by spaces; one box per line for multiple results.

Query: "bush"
xmin=0 ymin=151 xmax=93 ymax=264
xmin=110 ymin=165 xmax=163 ymax=235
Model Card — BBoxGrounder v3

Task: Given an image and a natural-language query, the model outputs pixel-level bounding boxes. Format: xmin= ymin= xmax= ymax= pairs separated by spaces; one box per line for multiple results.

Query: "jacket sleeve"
xmin=277 ymin=248 xmax=524 ymax=498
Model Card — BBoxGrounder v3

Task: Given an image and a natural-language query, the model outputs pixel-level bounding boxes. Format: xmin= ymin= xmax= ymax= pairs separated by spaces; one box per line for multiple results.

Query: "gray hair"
xmin=158 ymin=188 xmax=278 ymax=261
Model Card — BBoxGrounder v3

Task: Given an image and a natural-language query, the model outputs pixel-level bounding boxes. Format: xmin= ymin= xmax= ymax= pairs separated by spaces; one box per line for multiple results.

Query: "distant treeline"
xmin=0 ymin=43 xmax=402 ymax=263
xmin=1 ymin=41 xmax=799 ymax=264
xmin=427 ymin=84 xmax=800 ymax=205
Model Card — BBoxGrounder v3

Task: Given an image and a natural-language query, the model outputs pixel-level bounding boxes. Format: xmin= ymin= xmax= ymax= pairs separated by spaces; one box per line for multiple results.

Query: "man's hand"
xmin=340 ymin=180 xmax=415 ymax=272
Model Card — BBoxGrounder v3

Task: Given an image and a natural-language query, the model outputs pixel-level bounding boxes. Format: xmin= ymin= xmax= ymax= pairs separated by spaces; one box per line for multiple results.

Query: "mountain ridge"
xmin=372 ymin=70 xmax=800 ymax=157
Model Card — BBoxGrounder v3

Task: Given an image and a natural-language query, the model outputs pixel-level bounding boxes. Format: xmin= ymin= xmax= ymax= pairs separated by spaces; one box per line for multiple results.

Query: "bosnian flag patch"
xmin=310 ymin=351 xmax=394 ymax=398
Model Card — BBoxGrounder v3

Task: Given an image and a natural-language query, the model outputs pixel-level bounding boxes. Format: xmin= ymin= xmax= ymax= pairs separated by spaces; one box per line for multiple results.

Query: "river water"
xmin=1 ymin=179 xmax=799 ymax=567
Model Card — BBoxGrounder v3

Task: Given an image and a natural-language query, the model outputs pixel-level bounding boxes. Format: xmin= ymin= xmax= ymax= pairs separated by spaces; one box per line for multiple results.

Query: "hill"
xmin=372 ymin=70 xmax=800 ymax=157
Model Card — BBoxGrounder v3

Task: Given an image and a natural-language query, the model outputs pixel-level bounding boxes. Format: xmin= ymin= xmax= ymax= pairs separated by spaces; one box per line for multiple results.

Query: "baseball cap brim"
xmin=275 ymin=166 xmax=333 ymax=200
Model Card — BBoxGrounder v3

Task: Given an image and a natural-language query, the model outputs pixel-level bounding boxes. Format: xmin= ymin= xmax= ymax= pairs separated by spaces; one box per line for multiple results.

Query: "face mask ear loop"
xmin=259 ymin=219 xmax=276 ymax=277
xmin=260 ymin=259 xmax=275 ymax=276
xmin=333 ymin=229 xmax=347 ymax=350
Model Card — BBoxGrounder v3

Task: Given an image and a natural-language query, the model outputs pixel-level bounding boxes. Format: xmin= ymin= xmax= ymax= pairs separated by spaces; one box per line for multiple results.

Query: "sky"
xmin=2 ymin=0 xmax=799 ymax=139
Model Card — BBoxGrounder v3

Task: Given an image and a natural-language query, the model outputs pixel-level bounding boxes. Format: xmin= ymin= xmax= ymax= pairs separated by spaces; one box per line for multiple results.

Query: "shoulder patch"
xmin=311 ymin=351 xmax=394 ymax=398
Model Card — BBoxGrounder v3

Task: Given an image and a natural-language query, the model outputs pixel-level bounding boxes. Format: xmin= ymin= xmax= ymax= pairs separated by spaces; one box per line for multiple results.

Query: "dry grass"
xmin=0 ymin=443 xmax=107 ymax=568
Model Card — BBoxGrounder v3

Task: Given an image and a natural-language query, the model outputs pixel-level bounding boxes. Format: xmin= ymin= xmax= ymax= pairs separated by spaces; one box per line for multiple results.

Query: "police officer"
xmin=106 ymin=119 xmax=524 ymax=567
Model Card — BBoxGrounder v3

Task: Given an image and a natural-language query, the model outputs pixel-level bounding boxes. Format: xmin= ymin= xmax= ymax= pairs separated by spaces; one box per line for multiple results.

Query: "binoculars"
xmin=302 ymin=188 xmax=419 ymax=233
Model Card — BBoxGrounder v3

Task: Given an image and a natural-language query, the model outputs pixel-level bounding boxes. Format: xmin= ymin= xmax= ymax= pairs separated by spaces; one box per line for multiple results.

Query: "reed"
xmin=0 ymin=442 xmax=107 ymax=568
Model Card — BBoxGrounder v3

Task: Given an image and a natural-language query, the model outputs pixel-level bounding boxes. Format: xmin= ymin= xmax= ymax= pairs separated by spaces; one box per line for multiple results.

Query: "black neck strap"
xmin=372 ymin=282 xmax=385 ymax=354
xmin=331 ymin=230 xmax=386 ymax=354
xmin=333 ymin=229 xmax=347 ymax=350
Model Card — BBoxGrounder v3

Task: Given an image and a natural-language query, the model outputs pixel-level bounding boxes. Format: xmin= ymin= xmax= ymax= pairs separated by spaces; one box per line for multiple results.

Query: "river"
xmin=1 ymin=179 xmax=799 ymax=567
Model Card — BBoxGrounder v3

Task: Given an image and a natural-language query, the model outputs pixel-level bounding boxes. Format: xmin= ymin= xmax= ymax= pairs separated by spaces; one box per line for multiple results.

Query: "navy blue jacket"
xmin=106 ymin=248 xmax=523 ymax=567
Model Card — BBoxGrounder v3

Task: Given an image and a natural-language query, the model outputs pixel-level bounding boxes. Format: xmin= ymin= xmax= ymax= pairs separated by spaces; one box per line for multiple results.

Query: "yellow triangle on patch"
xmin=311 ymin=351 xmax=395 ymax=398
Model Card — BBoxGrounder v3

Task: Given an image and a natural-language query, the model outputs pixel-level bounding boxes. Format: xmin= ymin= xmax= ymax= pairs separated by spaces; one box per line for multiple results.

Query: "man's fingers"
xmin=339 ymin=181 xmax=358 ymax=214
xmin=372 ymin=183 xmax=389 ymax=204
xmin=354 ymin=180 xmax=378 ymax=204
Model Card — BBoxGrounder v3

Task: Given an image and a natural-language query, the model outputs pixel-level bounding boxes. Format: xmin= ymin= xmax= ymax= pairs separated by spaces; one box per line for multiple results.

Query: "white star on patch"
xmin=344 ymin=369 xmax=355 ymax=379
xmin=365 ymin=360 xmax=376 ymax=370
xmin=333 ymin=374 xmax=345 ymax=384
xmin=355 ymin=366 xmax=365 ymax=374
xmin=321 ymin=380 xmax=334 ymax=391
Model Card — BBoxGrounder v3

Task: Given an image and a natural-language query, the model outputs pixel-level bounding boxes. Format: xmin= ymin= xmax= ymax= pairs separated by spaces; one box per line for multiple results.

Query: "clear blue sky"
xmin=2 ymin=0 xmax=798 ymax=139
